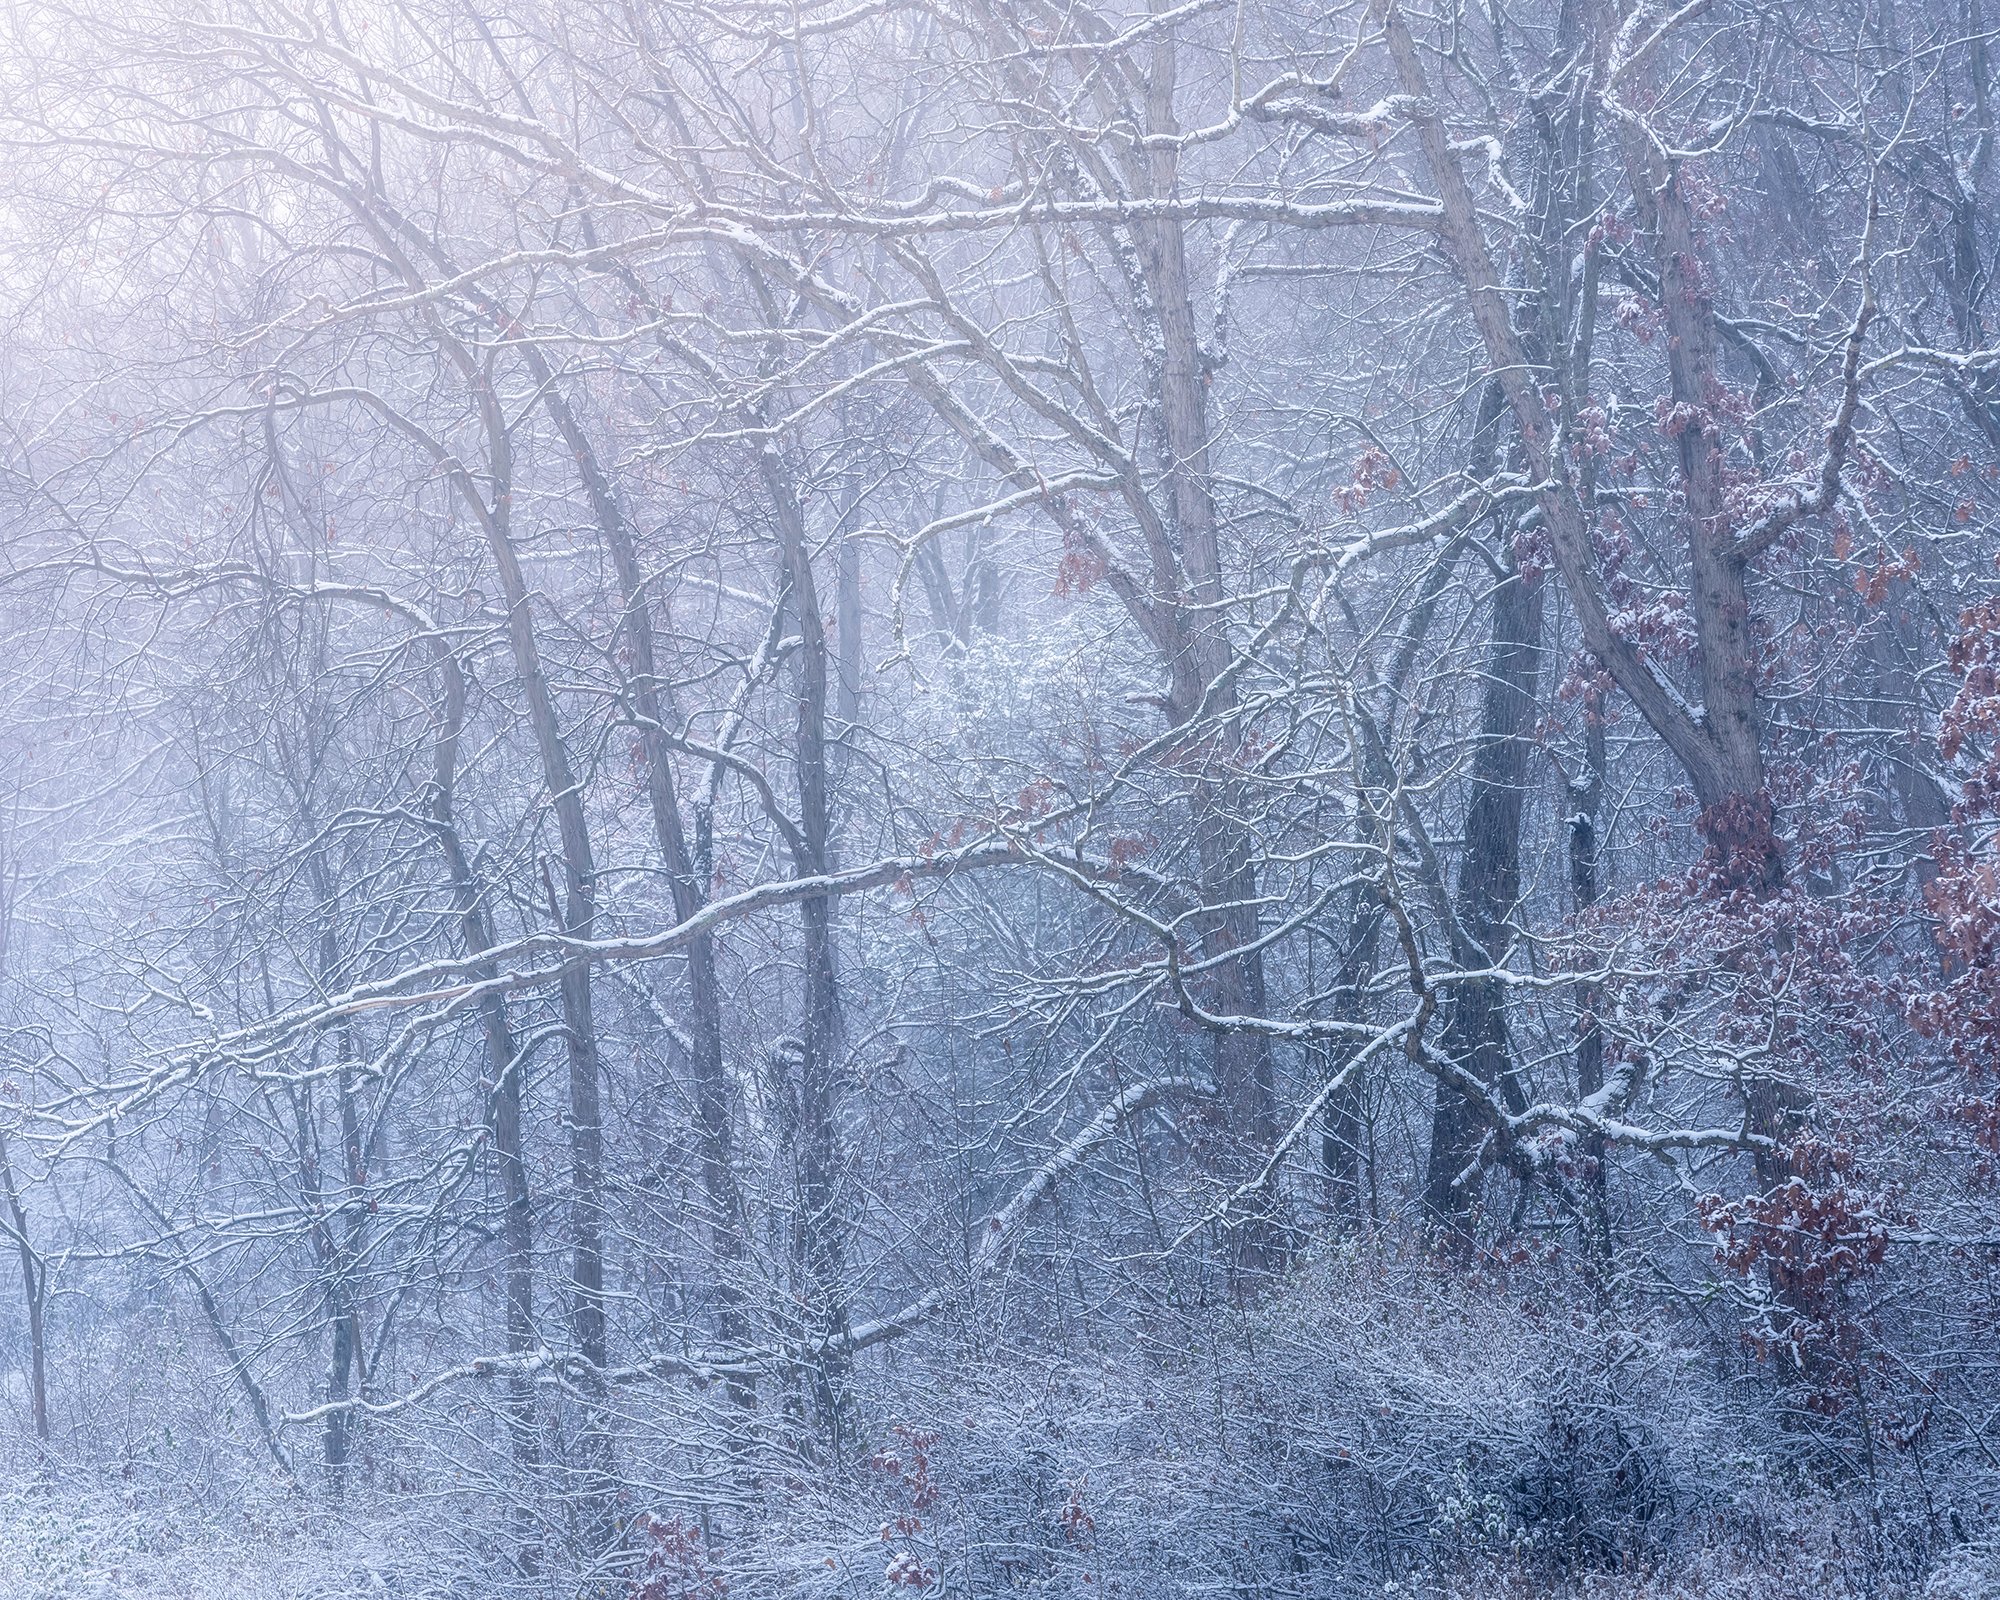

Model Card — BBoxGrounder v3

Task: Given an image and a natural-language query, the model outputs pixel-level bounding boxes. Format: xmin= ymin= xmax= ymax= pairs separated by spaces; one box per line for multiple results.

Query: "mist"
xmin=0 ymin=1 xmax=1994 ymax=1595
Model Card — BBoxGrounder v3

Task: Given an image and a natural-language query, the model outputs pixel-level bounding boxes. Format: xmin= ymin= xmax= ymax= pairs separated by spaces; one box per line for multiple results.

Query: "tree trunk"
xmin=1568 ymin=691 xmax=1610 ymax=1255
xmin=1378 ymin=0 xmax=1772 ymax=872
xmin=417 ymin=623 xmax=541 ymax=1561
xmin=533 ymin=380 xmax=753 ymax=1379
xmin=764 ymin=448 xmax=851 ymax=1445
xmin=0 ymin=834 xmax=48 ymax=1450
xmin=1123 ymin=22 xmax=1281 ymax=1283
xmin=1423 ymin=556 xmax=1544 ymax=1236
xmin=0 ymin=1128 xmax=48 ymax=1447
xmin=465 ymin=372 xmax=615 ymax=1547
xmin=1321 ymin=894 xmax=1385 ymax=1228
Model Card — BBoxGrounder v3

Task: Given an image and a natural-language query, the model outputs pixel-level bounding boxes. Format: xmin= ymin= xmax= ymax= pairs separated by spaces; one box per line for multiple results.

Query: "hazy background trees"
xmin=0 ymin=0 xmax=1997 ymax=1595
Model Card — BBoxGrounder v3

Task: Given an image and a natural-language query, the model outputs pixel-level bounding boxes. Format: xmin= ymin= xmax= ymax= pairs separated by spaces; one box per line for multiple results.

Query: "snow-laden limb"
xmin=51 ymin=838 xmax=1032 ymax=1139
xmin=1174 ymin=1020 xmax=1417 ymax=1248
xmin=712 ymin=194 xmax=1448 ymax=237
xmin=1862 ymin=342 xmax=2000 ymax=377
xmin=838 ymin=1075 xmax=1213 ymax=1353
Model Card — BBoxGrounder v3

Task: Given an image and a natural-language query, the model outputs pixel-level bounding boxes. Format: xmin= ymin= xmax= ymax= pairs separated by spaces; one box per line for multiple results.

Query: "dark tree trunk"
xmin=419 ymin=622 xmax=541 ymax=1564
xmin=0 ymin=1128 xmax=48 ymax=1446
xmin=1423 ymin=556 xmax=1544 ymax=1236
xmin=764 ymin=449 xmax=851 ymax=1445
xmin=1568 ymin=691 xmax=1610 ymax=1255
xmin=462 ymin=372 xmax=616 ymax=1547
xmin=533 ymin=380 xmax=753 ymax=1380
xmin=1321 ymin=895 xmax=1385 ymax=1227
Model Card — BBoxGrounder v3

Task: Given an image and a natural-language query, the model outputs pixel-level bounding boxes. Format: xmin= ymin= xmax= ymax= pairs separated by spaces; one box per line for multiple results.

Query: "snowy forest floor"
xmin=0 ymin=1473 xmax=1992 ymax=1600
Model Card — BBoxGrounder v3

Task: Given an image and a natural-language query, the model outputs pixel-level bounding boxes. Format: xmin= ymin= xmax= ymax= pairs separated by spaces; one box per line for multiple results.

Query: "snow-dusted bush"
xmin=0 ymin=1471 xmax=468 ymax=1600
xmin=806 ymin=1241 xmax=1816 ymax=1597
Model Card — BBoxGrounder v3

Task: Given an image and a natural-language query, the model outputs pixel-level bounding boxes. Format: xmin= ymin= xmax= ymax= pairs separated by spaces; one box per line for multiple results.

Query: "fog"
xmin=0 ymin=1 xmax=1994 ymax=1595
